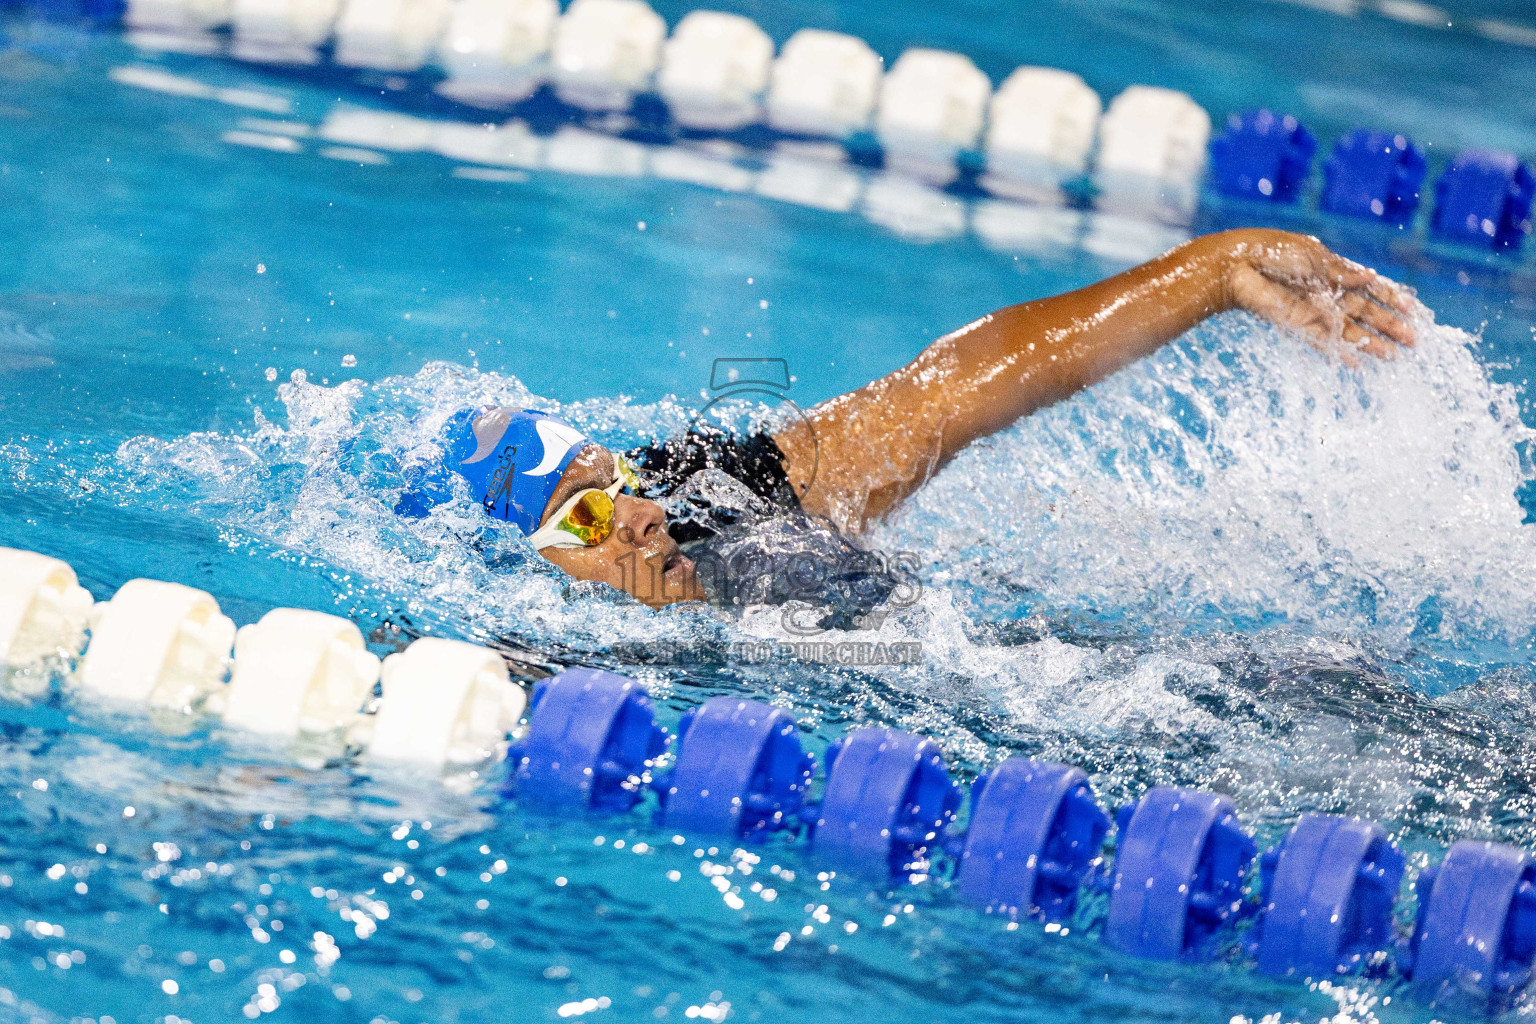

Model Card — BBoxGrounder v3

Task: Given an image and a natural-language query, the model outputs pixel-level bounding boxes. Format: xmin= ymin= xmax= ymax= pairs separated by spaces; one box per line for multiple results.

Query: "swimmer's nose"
xmin=614 ymin=493 xmax=666 ymax=547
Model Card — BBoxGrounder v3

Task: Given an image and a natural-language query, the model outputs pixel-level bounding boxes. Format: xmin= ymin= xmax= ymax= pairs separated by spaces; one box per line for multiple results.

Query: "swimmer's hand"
xmin=1219 ymin=229 xmax=1416 ymax=362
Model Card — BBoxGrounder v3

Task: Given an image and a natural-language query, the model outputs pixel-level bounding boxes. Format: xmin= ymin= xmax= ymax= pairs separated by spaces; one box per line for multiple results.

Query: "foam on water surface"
xmin=887 ymin=308 xmax=1536 ymax=660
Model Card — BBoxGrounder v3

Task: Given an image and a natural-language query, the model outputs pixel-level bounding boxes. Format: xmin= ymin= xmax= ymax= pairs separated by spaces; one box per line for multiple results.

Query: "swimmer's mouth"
xmin=661 ymin=551 xmax=696 ymax=595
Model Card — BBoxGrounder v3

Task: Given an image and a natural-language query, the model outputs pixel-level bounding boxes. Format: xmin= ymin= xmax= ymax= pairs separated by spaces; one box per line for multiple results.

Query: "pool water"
xmin=4 ymin=0 xmax=1536 ymax=1021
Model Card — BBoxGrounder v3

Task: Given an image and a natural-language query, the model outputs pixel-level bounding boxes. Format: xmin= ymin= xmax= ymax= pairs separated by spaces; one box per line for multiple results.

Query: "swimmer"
xmin=402 ymin=228 xmax=1415 ymax=614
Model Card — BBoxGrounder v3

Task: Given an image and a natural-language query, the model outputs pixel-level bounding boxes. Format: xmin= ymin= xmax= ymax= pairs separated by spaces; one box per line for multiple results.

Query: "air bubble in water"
xmin=342 ymin=355 xmax=357 ymax=368
xmin=264 ymin=367 xmax=277 ymax=382
xmin=290 ymin=369 xmax=307 ymax=384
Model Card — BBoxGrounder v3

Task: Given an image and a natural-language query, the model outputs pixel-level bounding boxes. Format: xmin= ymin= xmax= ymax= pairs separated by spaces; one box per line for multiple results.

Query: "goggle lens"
xmin=557 ymin=489 xmax=615 ymax=546
xmin=615 ymin=455 xmax=641 ymax=495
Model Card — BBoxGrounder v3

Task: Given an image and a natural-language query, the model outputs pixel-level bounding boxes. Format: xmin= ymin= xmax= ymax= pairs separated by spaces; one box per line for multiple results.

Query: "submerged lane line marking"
xmin=1270 ymin=0 xmax=1536 ymax=41
xmin=222 ymin=131 xmax=303 ymax=154
xmin=109 ymin=65 xmax=293 ymax=115
xmin=318 ymin=146 xmax=390 ymax=165
xmin=1267 ymin=0 xmax=1362 ymax=17
xmin=1374 ymin=0 xmax=1449 ymax=28
xmin=1474 ymin=18 xmax=1536 ymax=47
xmin=452 ymin=166 xmax=531 ymax=183
xmin=237 ymin=118 xmax=314 ymax=138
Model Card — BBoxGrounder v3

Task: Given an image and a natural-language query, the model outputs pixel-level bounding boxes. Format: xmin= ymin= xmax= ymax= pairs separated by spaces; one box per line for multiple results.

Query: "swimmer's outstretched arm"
xmin=773 ymin=228 xmax=1416 ymax=533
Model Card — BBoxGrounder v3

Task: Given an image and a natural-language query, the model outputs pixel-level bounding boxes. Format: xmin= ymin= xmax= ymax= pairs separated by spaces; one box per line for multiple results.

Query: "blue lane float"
xmin=1254 ymin=813 xmax=1403 ymax=978
xmin=17 ymin=0 xmax=124 ymax=25
xmin=660 ymin=696 xmax=814 ymax=839
xmin=1410 ymin=840 xmax=1536 ymax=1000
xmin=1208 ymin=109 xmax=1315 ymax=202
xmin=1320 ymin=129 xmax=1427 ymax=224
xmin=808 ymin=727 xmax=960 ymax=879
xmin=511 ymin=667 xmax=668 ymax=813
xmin=956 ymin=758 xmax=1109 ymax=921
xmin=1105 ymin=787 xmax=1257 ymax=960
xmin=505 ymin=666 xmax=1536 ymax=1012
xmin=1431 ymin=150 xmax=1535 ymax=252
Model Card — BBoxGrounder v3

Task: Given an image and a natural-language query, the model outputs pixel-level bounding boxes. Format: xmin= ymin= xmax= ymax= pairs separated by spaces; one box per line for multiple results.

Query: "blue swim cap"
xmin=435 ymin=407 xmax=591 ymax=533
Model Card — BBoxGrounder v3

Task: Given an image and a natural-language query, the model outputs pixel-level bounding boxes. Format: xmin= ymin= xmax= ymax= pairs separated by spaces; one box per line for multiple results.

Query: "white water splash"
xmin=737 ymin=586 xmax=1224 ymax=764
xmin=82 ymin=301 xmax=1536 ymax=771
xmin=880 ymin=307 xmax=1536 ymax=663
xmin=1229 ymin=978 xmax=1426 ymax=1024
xmin=106 ymin=362 xmax=721 ymax=657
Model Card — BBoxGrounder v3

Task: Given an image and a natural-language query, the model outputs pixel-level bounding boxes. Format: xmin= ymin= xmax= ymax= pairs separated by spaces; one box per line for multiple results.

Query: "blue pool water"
xmin=5 ymin=0 xmax=1536 ymax=1021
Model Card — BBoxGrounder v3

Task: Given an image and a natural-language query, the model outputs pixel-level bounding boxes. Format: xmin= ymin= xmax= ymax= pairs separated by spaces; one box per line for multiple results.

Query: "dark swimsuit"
xmin=627 ymin=425 xmax=916 ymax=631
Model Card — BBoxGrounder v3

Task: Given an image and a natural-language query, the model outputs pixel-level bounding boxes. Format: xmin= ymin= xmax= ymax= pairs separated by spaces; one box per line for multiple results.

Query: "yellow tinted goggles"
xmin=527 ymin=455 xmax=641 ymax=550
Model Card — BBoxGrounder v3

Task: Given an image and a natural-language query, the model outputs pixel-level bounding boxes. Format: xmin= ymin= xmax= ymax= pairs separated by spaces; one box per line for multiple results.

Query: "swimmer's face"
xmin=535 ymin=445 xmax=703 ymax=609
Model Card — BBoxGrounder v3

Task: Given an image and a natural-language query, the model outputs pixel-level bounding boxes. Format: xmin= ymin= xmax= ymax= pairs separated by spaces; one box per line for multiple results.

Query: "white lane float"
xmin=0 ymin=549 xmax=94 ymax=670
xmin=657 ymin=11 xmax=775 ymax=131
xmin=1094 ymin=85 xmax=1211 ymax=222
xmin=435 ymin=0 xmax=559 ymax=107
xmin=983 ymin=66 xmax=1101 ymax=200
xmin=367 ymin=638 xmax=527 ymax=765
xmin=333 ymin=0 xmax=453 ymax=72
xmin=76 ymin=579 xmax=235 ymax=711
xmin=875 ymin=48 xmax=991 ymax=185
xmin=230 ymin=0 xmax=342 ymax=64
xmin=216 ymin=609 xmax=381 ymax=736
xmin=0 ymin=546 xmax=528 ymax=774
xmin=549 ymin=0 xmax=667 ymax=112
xmin=765 ymin=29 xmax=882 ymax=139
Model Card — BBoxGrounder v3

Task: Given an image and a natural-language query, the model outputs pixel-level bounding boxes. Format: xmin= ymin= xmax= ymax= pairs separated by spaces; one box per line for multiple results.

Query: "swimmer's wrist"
xmin=1197 ymin=228 xmax=1299 ymax=315
xmin=1174 ymin=229 xmax=1254 ymax=316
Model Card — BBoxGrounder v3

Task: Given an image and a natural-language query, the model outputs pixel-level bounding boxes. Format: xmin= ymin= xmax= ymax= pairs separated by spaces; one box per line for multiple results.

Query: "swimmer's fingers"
xmin=1341 ymin=291 xmax=1415 ymax=350
xmin=1234 ymin=232 xmax=1412 ymax=366
xmin=1233 ymin=264 xmax=1351 ymax=357
xmin=1267 ymin=290 xmax=1389 ymax=367
xmin=1341 ymin=320 xmax=1395 ymax=362
xmin=1332 ymin=258 xmax=1416 ymax=315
